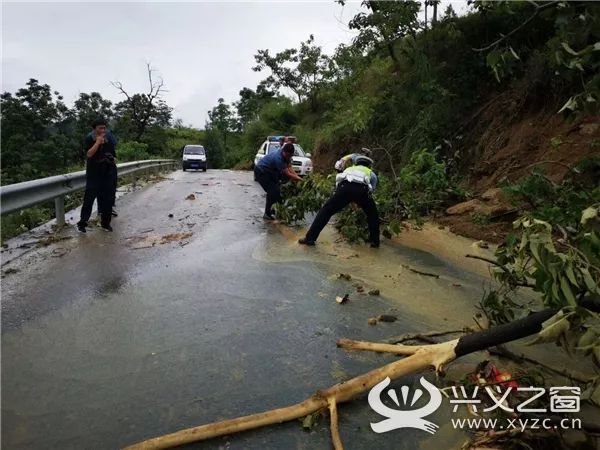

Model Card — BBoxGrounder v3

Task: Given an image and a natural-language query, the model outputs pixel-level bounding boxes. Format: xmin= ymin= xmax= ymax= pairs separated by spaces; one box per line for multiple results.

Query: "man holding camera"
xmin=77 ymin=118 xmax=117 ymax=233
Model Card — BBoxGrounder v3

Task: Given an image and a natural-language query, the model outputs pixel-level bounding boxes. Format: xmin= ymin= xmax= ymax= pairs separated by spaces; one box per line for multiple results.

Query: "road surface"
xmin=2 ymin=170 xmax=488 ymax=449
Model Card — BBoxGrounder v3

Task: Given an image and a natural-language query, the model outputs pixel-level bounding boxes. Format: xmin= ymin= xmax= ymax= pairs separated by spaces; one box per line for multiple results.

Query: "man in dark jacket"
xmin=254 ymin=142 xmax=301 ymax=220
xmin=77 ymin=118 xmax=117 ymax=232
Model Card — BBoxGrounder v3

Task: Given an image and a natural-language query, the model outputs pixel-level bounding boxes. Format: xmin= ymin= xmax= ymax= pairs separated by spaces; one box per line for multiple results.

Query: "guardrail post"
xmin=55 ymin=196 xmax=65 ymax=227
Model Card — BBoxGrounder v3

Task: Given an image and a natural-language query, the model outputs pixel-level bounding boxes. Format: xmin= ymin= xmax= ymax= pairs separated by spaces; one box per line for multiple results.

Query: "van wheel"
xmin=203 ymin=167 xmax=207 ymax=172
xmin=182 ymin=167 xmax=186 ymax=171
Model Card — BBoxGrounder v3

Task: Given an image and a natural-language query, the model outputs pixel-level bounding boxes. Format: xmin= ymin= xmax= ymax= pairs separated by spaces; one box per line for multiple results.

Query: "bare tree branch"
xmin=111 ymin=63 xmax=168 ymax=140
xmin=465 ymin=254 xmax=537 ymax=289
xmin=473 ymin=1 xmax=560 ymax=52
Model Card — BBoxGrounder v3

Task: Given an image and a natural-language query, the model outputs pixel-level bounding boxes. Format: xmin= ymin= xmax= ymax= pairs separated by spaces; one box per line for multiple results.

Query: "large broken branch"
xmin=123 ymin=309 xmax=556 ymax=450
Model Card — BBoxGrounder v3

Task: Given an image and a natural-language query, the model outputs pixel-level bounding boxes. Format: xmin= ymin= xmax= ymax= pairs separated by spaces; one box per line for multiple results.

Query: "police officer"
xmin=254 ymin=142 xmax=302 ymax=220
xmin=77 ymin=119 xmax=117 ymax=233
xmin=299 ymin=155 xmax=380 ymax=247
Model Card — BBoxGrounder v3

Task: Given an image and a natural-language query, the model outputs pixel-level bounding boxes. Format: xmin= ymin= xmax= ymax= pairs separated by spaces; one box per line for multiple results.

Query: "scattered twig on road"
xmin=402 ymin=264 xmax=440 ymax=278
xmin=386 ymin=329 xmax=468 ymax=345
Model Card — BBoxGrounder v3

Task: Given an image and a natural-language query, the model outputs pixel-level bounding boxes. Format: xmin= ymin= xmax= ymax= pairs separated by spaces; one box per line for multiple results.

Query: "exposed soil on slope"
xmin=463 ymin=107 xmax=599 ymax=191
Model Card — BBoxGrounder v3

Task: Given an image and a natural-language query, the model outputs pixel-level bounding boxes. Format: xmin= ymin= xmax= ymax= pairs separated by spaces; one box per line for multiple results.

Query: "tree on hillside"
xmin=344 ymin=0 xmax=421 ymax=63
xmin=253 ymin=35 xmax=333 ymax=109
xmin=111 ymin=63 xmax=171 ymax=141
xmin=205 ymin=98 xmax=238 ymax=168
xmin=1 ymin=79 xmax=77 ymax=183
xmin=73 ymin=92 xmax=114 ymax=137
xmin=234 ymin=86 xmax=275 ymax=130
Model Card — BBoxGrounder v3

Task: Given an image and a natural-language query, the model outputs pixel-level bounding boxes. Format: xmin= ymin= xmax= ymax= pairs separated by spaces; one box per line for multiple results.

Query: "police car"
xmin=182 ymin=145 xmax=207 ymax=171
xmin=254 ymin=136 xmax=313 ymax=176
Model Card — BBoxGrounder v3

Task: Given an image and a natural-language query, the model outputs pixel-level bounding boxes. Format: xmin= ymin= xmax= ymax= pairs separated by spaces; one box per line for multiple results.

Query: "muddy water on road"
xmin=255 ymin=220 xmax=495 ymax=332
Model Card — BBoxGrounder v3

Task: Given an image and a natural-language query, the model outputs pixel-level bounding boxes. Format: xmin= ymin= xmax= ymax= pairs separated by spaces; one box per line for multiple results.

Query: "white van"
xmin=182 ymin=145 xmax=207 ymax=171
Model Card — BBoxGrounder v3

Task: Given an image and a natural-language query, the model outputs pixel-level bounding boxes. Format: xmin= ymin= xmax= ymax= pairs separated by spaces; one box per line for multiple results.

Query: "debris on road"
xmin=402 ymin=264 xmax=440 ymax=278
xmin=337 ymin=273 xmax=352 ymax=281
xmin=474 ymin=240 xmax=489 ymax=249
xmin=126 ymin=232 xmax=193 ymax=249
xmin=1 ymin=267 xmax=20 ymax=277
xmin=355 ymin=284 xmax=364 ymax=293
xmin=51 ymin=248 xmax=69 ymax=257
xmin=38 ymin=235 xmax=73 ymax=247
xmin=368 ymin=289 xmax=380 ymax=296
xmin=301 ymin=411 xmax=322 ymax=430
xmin=368 ymin=314 xmax=398 ymax=325
xmin=377 ymin=314 xmax=397 ymax=323
xmin=185 ymin=194 xmax=196 ymax=200
xmin=168 ymin=214 xmax=174 ymax=218
xmin=336 ymin=294 xmax=349 ymax=304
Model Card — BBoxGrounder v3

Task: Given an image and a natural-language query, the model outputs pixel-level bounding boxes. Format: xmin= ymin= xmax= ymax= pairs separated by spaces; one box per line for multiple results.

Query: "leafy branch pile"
xmin=275 ymin=148 xmax=465 ymax=241
xmin=274 ymin=175 xmax=335 ymax=224
xmin=480 ymin=202 xmax=600 ymax=403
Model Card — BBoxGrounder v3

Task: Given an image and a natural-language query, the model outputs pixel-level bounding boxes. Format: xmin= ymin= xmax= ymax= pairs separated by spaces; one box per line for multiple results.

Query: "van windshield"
xmin=184 ymin=146 xmax=205 ymax=155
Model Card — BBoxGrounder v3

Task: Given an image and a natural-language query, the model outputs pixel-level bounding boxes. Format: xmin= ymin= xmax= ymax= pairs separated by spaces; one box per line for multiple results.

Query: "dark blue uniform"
xmin=254 ymin=149 xmax=289 ymax=217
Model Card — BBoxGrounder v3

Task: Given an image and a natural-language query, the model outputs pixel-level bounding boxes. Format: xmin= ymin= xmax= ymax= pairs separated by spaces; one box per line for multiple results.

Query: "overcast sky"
xmin=2 ymin=1 xmax=467 ymax=128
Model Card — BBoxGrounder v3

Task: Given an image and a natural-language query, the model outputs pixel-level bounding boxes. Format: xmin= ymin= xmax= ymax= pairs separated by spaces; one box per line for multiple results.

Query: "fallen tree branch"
xmin=465 ymin=254 xmax=536 ymax=288
xmin=328 ymin=399 xmax=343 ymax=450
xmin=386 ymin=329 xmax=467 ymax=345
xmin=403 ymin=265 xmax=440 ymax=278
xmin=465 ymin=253 xmax=501 ymax=266
xmin=337 ymin=339 xmax=431 ymax=355
xmin=123 ymin=309 xmax=556 ymax=450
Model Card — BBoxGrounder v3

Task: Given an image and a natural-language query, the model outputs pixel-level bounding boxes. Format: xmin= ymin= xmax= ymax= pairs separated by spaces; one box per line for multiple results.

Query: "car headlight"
xmin=183 ymin=156 xmax=188 ymax=161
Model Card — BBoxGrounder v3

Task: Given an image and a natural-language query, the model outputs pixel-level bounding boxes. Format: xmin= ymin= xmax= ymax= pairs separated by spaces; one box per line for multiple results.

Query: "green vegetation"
xmin=275 ymin=147 xmax=463 ymax=241
xmin=202 ymin=1 xmax=599 ymax=172
xmin=501 ymin=158 xmax=600 ymax=229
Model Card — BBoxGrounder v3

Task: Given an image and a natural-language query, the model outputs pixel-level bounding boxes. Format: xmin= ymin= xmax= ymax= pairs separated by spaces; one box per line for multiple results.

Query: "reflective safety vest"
xmin=336 ymin=164 xmax=374 ymax=191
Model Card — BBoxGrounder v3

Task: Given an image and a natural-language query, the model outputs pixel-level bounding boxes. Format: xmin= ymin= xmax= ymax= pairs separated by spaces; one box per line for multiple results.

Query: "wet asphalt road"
xmin=1 ymin=170 xmax=469 ymax=450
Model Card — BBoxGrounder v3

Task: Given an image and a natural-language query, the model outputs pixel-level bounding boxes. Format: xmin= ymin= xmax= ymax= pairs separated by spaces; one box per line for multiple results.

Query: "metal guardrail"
xmin=0 ymin=159 xmax=179 ymax=225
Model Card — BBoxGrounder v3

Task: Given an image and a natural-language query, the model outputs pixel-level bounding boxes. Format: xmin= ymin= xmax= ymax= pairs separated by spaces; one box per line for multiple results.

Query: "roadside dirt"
xmin=456 ymin=72 xmax=600 ymax=190
xmin=434 ymin=215 xmax=510 ymax=244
